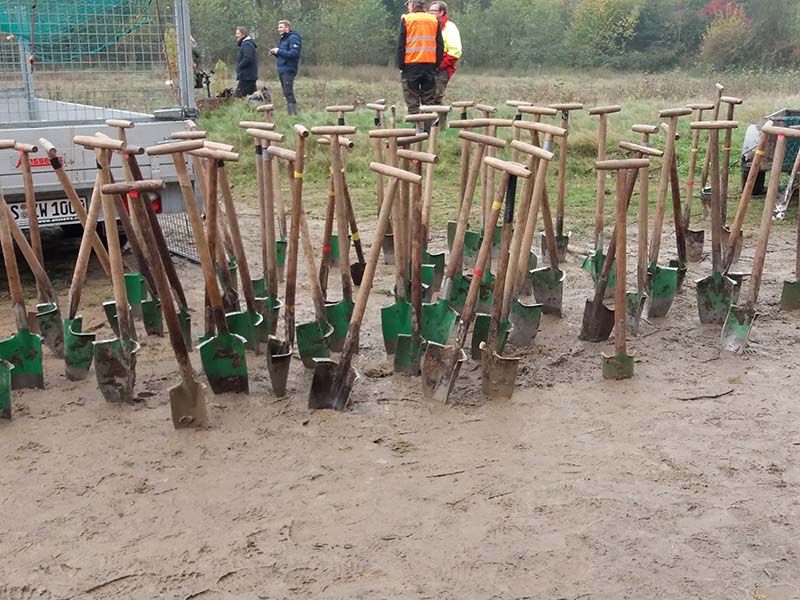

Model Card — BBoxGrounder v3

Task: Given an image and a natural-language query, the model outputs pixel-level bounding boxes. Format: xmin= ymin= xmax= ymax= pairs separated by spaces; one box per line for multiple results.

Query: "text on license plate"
xmin=10 ymin=197 xmax=88 ymax=227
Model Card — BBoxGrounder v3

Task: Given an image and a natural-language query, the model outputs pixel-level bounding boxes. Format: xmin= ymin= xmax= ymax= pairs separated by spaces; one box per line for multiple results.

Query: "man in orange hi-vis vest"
xmin=396 ymin=0 xmax=444 ymax=116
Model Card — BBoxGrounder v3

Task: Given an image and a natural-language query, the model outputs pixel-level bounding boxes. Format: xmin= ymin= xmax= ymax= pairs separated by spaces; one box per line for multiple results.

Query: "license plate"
xmin=9 ymin=197 xmax=88 ymax=227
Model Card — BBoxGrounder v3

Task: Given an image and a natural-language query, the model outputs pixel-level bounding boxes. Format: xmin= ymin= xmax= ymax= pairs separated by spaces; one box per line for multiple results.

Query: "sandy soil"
xmin=1 ymin=205 xmax=800 ymax=600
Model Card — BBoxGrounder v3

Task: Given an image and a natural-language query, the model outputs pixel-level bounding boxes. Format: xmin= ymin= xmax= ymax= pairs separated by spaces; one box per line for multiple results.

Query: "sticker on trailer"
xmin=10 ymin=198 xmax=88 ymax=227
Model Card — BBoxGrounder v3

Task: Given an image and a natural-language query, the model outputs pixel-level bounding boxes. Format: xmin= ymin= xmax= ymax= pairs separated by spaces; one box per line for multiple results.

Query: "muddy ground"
xmin=1 ymin=205 xmax=799 ymax=600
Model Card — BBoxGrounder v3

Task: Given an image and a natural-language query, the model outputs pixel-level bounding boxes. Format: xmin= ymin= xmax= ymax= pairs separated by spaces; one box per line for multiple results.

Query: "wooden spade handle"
xmin=238 ymin=121 xmax=275 ymax=131
xmin=188 ymin=147 xmax=239 ymax=162
xmin=513 ymin=120 xmax=566 ymax=137
xmin=203 ymin=141 xmax=235 ymax=152
xmin=519 ymin=106 xmax=557 ymax=116
xmin=246 ymin=129 xmax=286 ymax=143
xmin=218 ymin=164 xmax=257 ymax=315
xmin=452 ymin=100 xmax=475 ymax=108
xmin=256 ymin=103 xmax=275 ymax=113
xmin=483 ymin=157 xmax=530 ymax=178
xmin=596 ymin=158 xmax=650 ymax=170
xmin=368 ymin=128 xmax=418 ymax=139
xmin=101 ymin=180 xmax=166 ymax=195
xmin=448 ymin=118 xmax=491 ymax=129
xmin=549 ymin=102 xmax=584 ymax=112
xmin=588 ymin=105 xmax=622 ymax=115
xmin=311 ymin=125 xmax=357 ymax=136
xmin=366 ymin=103 xmax=386 ymax=111
xmin=690 ymin=120 xmax=738 ymax=130
xmin=648 ymin=116 xmax=681 ymax=265
xmin=0 ymin=139 xmax=16 ymax=150
xmin=326 ymin=105 xmax=355 ymax=113
xmin=106 ymin=118 xmax=134 ymax=129
xmin=632 ymin=124 xmax=660 ymax=134
xmin=146 ymin=140 xmax=204 ymax=156
xmin=457 ymin=131 xmax=506 ymax=149
xmin=171 ymin=130 xmax=206 ymax=140
xmin=404 ymin=112 xmax=438 ymax=123
xmin=619 ymin=141 xmax=662 ymax=157
xmin=659 ymin=107 xmax=692 ymax=118
xmin=614 ymin=169 xmax=628 ymax=356
xmin=748 ymin=134 xmax=787 ymax=305
xmin=268 ymin=146 xmax=298 ymax=162
xmin=74 ymin=135 xmax=125 ymax=151
xmin=14 ymin=142 xmax=38 ymax=153
xmin=396 ymin=149 xmax=437 ymax=164
xmin=0 ymin=180 xmax=28 ymax=319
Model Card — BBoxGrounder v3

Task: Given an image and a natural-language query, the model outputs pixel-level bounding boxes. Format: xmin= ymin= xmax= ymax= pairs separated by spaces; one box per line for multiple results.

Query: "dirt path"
xmin=1 ymin=209 xmax=799 ymax=599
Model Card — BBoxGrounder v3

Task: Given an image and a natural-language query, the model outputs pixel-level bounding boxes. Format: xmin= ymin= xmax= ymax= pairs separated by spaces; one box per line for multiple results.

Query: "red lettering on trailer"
xmin=15 ymin=156 xmax=64 ymax=169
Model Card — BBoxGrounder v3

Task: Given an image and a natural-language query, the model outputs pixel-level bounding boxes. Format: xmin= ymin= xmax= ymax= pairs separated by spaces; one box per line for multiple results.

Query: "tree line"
xmin=189 ymin=0 xmax=800 ymax=73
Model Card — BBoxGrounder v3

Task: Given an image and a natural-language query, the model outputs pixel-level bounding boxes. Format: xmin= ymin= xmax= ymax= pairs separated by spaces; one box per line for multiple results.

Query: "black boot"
xmin=288 ymin=102 xmax=297 ymax=115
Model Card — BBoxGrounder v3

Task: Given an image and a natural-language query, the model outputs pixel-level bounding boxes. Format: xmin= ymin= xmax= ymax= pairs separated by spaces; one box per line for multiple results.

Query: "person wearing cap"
xmin=428 ymin=1 xmax=462 ymax=104
xmin=234 ymin=26 xmax=258 ymax=98
xmin=396 ymin=0 xmax=444 ymax=114
xmin=269 ymin=20 xmax=302 ymax=115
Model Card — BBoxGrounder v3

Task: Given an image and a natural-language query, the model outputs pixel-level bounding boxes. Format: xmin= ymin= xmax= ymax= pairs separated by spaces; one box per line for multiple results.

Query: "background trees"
xmin=189 ymin=0 xmax=800 ymax=72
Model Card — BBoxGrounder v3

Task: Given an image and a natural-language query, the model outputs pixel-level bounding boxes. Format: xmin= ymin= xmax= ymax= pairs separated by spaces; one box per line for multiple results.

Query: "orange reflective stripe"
xmin=403 ymin=12 xmax=438 ymax=64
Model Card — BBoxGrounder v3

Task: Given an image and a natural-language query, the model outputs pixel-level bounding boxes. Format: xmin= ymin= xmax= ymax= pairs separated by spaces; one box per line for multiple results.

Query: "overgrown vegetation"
xmin=190 ymin=0 xmax=800 ymax=74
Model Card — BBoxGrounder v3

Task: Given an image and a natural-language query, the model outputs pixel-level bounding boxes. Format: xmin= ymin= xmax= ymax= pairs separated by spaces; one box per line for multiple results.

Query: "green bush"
xmin=565 ymin=0 xmax=644 ymax=67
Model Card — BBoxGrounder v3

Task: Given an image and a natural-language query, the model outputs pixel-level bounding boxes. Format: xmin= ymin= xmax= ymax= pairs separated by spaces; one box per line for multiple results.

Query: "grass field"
xmin=198 ymin=67 xmax=800 ymax=238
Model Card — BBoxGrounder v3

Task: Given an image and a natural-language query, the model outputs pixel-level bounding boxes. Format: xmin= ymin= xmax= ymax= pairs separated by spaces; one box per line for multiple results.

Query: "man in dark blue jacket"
xmin=234 ymin=26 xmax=258 ymax=98
xmin=269 ymin=20 xmax=302 ymax=115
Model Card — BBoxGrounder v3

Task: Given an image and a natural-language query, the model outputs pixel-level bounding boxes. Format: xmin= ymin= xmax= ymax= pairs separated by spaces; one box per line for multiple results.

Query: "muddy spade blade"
xmin=394 ymin=333 xmax=421 ymax=376
xmin=646 ymin=264 xmax=678 ymax=318
xmin=64 ymin=317 xmax=94 ymax=381
xmin=421 ymin=300 xmax=459 ymax=345
xmin=350 ymin=261 xmax=366 ymax=286
xmin=325 ymin=299 xmax=354 ymax=353
xmin=0 ymin=328 xmax=43 ymax=390
xmin=36 ymin=302 xmax=64 ymax=359
xmin=579 ymin=298 xmax=615 ymax=342
xmin=252 ymin=277 xmax=267 ymax=298
xmin=480 ymin=342 xmax=520 ymax=400
xmin=531 ymin=267 xmax=565 ymax=316
xmin=462 ymin=228 xmax=482 ymax=268
xmin=308 ymin=357 xmax=357 ymax=411
xmin=446 ymin=220 xmax=457 ymax=250
xmin=141 ymin=299 xmax=164 ymax=336
xmin=382 ymin=232 xmax=395 ymax=265
xmin=780 ymin=281 xmax=800 ymax=311
xmin=602 ymin=351 xmax=634 ymax=380
xmin=297 ymin=320 xmax=333 ymax=368
xmin=685 ymin=229 xmax=704 ymax=263
xmin=179 ymin=307 xmax=192 ymax=349
xmin=266 ymin=335 xmax=292 ymax=397
xmin=471 ymin=315 xmax=510 ymax=360
xmin=508 ymin=298 xmax=542 ymax=347
xmin=0 ymin=359 xmax=12 ymax=419
xmin=541 ymin=231 xmax=569 ymax=263
xmin=123 ymin=273 xmax=145 ymax=321
xmin=421 ymin=341 xmax=467 ymax=403
xmin=449 ymin=271 xmax=495 ymax=314
xmin=380 ymin=298 xmax=412 ymax=355
xmin=668 ymin=259 xmax=688 ymax=291
xmin=93 ymin=337 xmax=139 ymax=403
xmin=625 ymin=292 xmax=647 ymax=337
xmin=170 ymin=377 xmax=209 ymax=429
xmin=198 ymin=331 xmax=248 ymax=394
xmin=276 ymin=239 xmax=287 ymax=281
xmin=721 ymin=304 xmax=756 ymax=353
xmin=583 ymin=251 xmax=616 ymax=298
xmin=255 ymin=296 xmax=283 ymax=337
xmin=696 ymin=272 xmax=736 ymax=324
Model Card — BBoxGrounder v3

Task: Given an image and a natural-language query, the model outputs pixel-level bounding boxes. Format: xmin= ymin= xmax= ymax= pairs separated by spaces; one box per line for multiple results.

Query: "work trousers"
xmin=433 ymin=70 xmax=450 ymax=105
xmin=279 ymin=72 xmax=297 ymax=105
xmin=401 ymin=66 xmax=436 ymax=114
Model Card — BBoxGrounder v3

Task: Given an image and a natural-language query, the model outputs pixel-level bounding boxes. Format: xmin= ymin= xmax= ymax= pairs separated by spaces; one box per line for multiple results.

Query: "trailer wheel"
xmin=742 ymin=157 xmax=766 ymax=196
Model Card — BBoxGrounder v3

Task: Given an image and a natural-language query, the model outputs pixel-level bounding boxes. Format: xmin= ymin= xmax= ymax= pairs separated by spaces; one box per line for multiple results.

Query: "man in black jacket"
xmin=235 ymin=26 xmax=258 ymax=98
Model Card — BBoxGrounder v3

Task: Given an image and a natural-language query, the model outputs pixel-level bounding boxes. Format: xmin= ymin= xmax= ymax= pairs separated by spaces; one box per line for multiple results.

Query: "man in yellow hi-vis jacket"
xmin=429 ymin=1 xmax=462 ymax=104
xmin=396 ymin=0 xmax=444 ymax=114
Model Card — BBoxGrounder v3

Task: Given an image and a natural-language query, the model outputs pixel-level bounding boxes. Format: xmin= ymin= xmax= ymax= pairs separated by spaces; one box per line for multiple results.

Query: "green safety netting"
xmin=0 ymin=0 xmax=155 ymax=63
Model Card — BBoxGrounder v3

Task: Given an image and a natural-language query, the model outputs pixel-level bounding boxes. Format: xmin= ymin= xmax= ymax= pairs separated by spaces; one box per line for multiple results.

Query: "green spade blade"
xmin=721 ymin=303 xmax=756 ymax=353
xmin=142 ymin=299 xmax=164 ymax=336
xmin=647 ymin=263 xmax=678 ymax=318
xmin=582 ymin=251 xmax=616 ymax=296
xmin=602 ymin=352 xmax=634 ymax=380
xmin=93 ymin=337 xmax=139 ymax=403
xmin=625 ymin=292 xmax=647 ymax=337
xmin=255 ymin=296 xmax=283 ymax=336
xmin=528 ymin=251 xmax=538 ymax=271
xmin=394 ymin=333 xmax=422 ymax=375
xmin=463 ymin=228 xmax=482 ymax=267
xmin=541 ymin=231 xmax=570 ymax=262
xmin=276 ymin=239 xmax=287 ymax=279
xmin=696 ymin=271 xmax=736 ymax=325
xmin=446 ymin=220 xmax=457 ymax=251
xmin=123 ymin=272 xmax=145 ymax=320
xmin=64 ymin=317 xmax=94 ymax=380
xmin=36 ymin=302 xmax=64 ymax=358
xmin=329 ymin=234 xmax=342 ymax=267
xmin=380 ymin=298 xmax=412 ymax=355
xmin=198 ymin=331 xmax=249 ymax=394
xmin=297 ymin=319 xmax=333 ymax=368
xmin=449 ymin=270 xmax=495 ymax=314
xmin=780 ymin=280 xmax=800 ymax=311
xmin=423 ymin=249 xmax=446 ymax=292
xmin=226 ymin=310 xmax=264 ymax=352
xmin=0 ymin=328 xmax=43 ymax=390
xmin=530 ymin=266 xmax=565 ymax=316
xmin=470 ymin=315 xmax=510 ymax=360
xmin=508 ymin=298 xmax=542 ymax=347
xmin=325 ymin=299 xmax=354 ymax=352
xmin=0 ymin=359 xmax=12 ymax=419
xmin=102 ymin=300 xmax=120 ymax=337
xmin=421 ymin=300 xmax=459 ymax=345
xmin=251 ymin=277 xmax=267 ymax=297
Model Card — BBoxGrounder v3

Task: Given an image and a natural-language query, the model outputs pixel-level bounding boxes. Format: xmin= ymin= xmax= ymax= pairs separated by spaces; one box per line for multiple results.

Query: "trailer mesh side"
xmin=157 ymin=210 xmax=198 ymax=263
